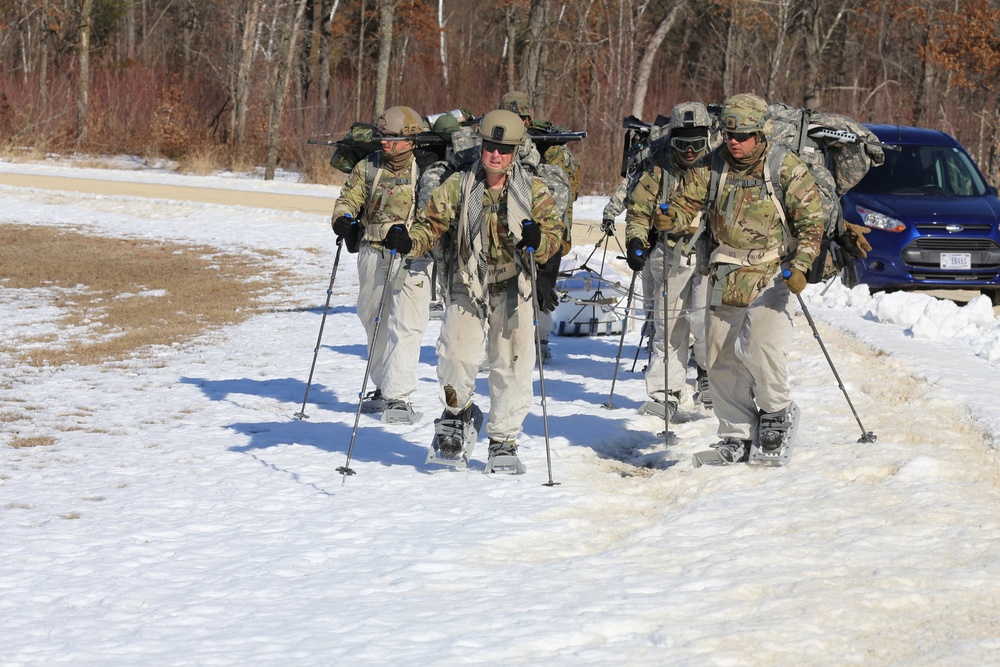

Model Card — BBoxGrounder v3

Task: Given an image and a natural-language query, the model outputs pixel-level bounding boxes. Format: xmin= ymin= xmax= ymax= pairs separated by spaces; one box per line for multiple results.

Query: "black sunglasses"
xmin=483 ymin=141 xmax=516 ymax=155
xmin=670 ymin=136 xmax=708 ymax=152
xmin=725 ymin=131 xmax=756 ymax=143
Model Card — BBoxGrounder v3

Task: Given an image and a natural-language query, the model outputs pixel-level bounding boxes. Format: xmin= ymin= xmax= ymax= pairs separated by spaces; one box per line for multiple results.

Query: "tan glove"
xmin=845 ymin=222 xmax=873 ymax=258
xmin=784 ymin=268 xmax=808 ymax=295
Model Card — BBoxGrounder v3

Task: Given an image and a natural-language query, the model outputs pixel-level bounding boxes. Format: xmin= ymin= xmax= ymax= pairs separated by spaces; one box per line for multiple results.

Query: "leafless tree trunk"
xmin=77 ymin=0 xmax=94 ymax=145
xmin=631 ymin=2 xmax=684 ymax=120
xmin=504 ymin=7 xmax=517 ymax=91
xmin=230 ymin=0 xmax=264 ymax=151
xmin=438 ymin=0 xmax=448 ymax=86
xmin=373 ymin=0 xmax=395 ymax=117
xmin=520 ymin=0 xmax=547 ymax=114
xmin=265 ymin=0 xmax=309 ymax=180
xmin=355 ymin=0 xmax=368 ymax=120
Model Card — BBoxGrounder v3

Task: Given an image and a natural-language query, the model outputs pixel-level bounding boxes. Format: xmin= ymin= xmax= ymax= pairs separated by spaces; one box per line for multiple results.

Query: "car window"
xmin=853 ymin=144 xmax=989 ymax=197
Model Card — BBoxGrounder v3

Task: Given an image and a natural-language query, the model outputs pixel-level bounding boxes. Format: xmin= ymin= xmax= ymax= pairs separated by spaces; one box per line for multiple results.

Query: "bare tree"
xmin=230 ymin=0 xmax=265 ymax=151
xmin=373 ymin=0 xmax=396 ymax=117
xmin=631 ymin=1 xmax=685 ymax=119
xmin=265 ymin=0 xmax=309 ymax=180
xmin=77 ymin=0 xmax=94 ymax=145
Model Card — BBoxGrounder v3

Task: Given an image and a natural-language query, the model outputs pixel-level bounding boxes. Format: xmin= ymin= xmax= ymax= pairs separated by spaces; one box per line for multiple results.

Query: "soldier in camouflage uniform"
xmin=331 ymin=105 xmax=431 ymax=425
xmin=498 ymin=91 xmax=580 ymax=363
xmin=624 ymin=102 xmax=714 ymax=421
xmin=382 ymin=110 xmax=565 ymax=470
xmin=655 ymin=93 xmax=825 ymax=464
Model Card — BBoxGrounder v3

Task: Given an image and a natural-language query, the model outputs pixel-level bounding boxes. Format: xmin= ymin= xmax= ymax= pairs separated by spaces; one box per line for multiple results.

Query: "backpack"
xmin=705 ymin=104 xmax=884 ymax=285
xmin=329 ymin=123 xmax=381 ymax=175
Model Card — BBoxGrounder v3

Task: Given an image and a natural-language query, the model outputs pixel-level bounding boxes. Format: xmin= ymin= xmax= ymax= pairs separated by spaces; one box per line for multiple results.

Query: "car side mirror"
xmin=990 ymin=185 xmax=998 ymax=196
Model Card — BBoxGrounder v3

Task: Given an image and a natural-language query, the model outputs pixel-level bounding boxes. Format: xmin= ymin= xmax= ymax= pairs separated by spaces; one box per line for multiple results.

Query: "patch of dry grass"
xmin=0 ymin=224 xmax=287 ymax=366
xmin=9 ymin=435 xmax=56 ymax=448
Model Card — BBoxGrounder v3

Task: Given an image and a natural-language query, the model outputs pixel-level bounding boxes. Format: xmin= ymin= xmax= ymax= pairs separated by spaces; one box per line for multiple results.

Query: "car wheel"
xmin=990 ymin=289 xmax=1000 ymax=307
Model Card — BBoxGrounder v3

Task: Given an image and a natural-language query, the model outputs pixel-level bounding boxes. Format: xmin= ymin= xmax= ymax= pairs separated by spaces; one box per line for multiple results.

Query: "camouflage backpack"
xmin=705 ymin=104 xmax=885 ymax=284
xmin=329 ymin=123 xmax=381 ymax=174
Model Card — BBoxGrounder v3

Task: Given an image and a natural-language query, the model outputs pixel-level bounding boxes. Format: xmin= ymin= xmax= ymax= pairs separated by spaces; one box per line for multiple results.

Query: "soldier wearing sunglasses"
xmin=653 ymin=93 xmax=825 ymax=466
xmin=624 ymin=102 xmax=716 ymax=424
xmin=382 ymin=110 xmax=564 ymax=472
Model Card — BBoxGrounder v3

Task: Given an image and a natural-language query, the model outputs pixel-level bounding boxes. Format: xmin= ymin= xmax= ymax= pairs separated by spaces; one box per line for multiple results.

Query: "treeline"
xmin=1 ymin=0 xmax=999 ymax=191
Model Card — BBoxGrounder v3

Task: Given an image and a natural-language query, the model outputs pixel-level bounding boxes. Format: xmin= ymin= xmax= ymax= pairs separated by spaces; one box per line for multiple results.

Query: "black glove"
xmin=332 ymin=214 xmax=355 ymax=237
xmin=383 ymin=224 xmax=413 ymax=255
xmin=516 ymin=219 xmax=542 ymax=252
xmin=626 ymin=238 xmax=647 ymax=272
xmin=601 ymin=218 xmax=616 ymax=236
xmin=535 ymin=252 xmax=561 ymax=313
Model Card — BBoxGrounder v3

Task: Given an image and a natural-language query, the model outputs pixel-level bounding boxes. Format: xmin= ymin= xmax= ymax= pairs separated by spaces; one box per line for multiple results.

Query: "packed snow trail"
xmin=2 ymin=166 xmax=1000 ymax=665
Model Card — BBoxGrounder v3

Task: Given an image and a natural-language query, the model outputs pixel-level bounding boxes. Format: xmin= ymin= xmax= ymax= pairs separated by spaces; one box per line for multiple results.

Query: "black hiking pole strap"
xmin=789 ymin=284 xmax=877 ymax=444
xmin=338 ymin=251 xmax=401 ymax=480
xmin=296 ymin=237 xmax=344 ymax=420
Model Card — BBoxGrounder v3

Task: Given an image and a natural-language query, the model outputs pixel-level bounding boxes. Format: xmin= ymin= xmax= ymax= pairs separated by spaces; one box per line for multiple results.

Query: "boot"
xmin=758 ymin=403 xmax=797 ymax=451
xmin=432 ymin=404 xmax=483 ymax=459
xmin=695 ymin=366 xmax=713 ymax=409
xmin=360 ymin=388 xmax=386 ymax=413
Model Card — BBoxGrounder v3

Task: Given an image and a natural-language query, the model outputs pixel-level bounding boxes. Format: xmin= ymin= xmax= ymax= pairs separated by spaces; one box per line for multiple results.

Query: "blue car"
xmin=841 ymin=124 xmax=1000 ymax=305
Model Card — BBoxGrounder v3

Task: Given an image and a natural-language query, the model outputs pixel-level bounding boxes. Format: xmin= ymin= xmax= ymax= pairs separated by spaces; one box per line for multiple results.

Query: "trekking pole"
xmin=629 ymin=307 xmax=652 ymax=372
xmin=337 ymin=251 xmax=400 ymax=480
xmin=783 ymin=270 xmax=877 ymax=444
xmin=602 ymin=269 xmax=639 ymax=410
xmin=525 ymin=237 xmax=559 ymax=487
xmin=660 ymin=209 xmax=672 ymax=446
xmin=295 ymin=234 xmax=346 ymax=420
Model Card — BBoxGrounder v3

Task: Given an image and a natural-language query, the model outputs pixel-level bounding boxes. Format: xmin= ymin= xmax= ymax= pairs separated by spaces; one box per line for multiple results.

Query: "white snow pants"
xmin=436 ymin=288 xmax=536 ymax=443
xmin=705 ymin=273 xmax=793 ymax=441
xmin=356 ymin=245 xmax=432 ymax=401
xmin=644 ymin=242 xmax=705 ymax=402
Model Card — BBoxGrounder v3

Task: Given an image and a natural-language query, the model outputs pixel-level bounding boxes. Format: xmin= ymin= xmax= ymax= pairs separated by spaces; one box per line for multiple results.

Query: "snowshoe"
xmin=425 ymin=404 xmax=484 ymax=469
xmin=749 ymin=402 xmax=799 ymax=467
xmin=638 ymin=393 xmax=678 ymax=421
xmin=695 ymin=367 xmax=713 ymax=409
xmin=360 ymin=388 xmax=386 ymax=414
xmin=692 ymin=438 xmax=750 ymax=468
xmin=381 ymin=399 xmax=422 ymax=425
xmin=483 ymin=439 xmax=526 ymax=475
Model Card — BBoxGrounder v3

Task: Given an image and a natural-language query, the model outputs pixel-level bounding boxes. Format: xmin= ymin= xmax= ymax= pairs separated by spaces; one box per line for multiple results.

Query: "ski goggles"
xmin=724 ymin=131 xmax=757 ymax=143
xmin=670 ymin=135 xmax=708 ymax=152
xmin=482 ymin=140 xmax=516 ymax=155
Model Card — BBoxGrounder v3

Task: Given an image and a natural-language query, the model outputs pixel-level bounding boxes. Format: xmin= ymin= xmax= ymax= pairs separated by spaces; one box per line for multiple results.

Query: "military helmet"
xmin=667 ymin=102 xmax=711 ymax=132
xmin=721 ymin=93 xmax=769 ymax=134
xmin=375 ymin=105 xmax=424 ymax=137
xmin=478 ymin=110 xmax=526 ymax=146
xmin=431 ymin=114 xmax=460 ymax=134
xmin=498 ymin=91 xmax=534 ymax=119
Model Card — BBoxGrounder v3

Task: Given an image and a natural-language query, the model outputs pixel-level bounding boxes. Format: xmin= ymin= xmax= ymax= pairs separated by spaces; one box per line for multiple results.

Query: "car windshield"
xmin=852 ymin=144 xmax=990 ymax=197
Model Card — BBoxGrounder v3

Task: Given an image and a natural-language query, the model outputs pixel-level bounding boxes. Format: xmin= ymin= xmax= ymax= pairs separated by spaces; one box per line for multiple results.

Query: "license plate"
xmin=940 ymin=252 xmax=971 ymax=270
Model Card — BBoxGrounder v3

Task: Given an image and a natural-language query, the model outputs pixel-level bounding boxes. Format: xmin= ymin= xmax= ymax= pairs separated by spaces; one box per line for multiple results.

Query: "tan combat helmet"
xmin=498 ymin=91 xmax=534 ymax=120
xmin=720 ymin=93 xmax=769 ymax=134
xmin=375 ymin=105 xmax=425 ymax=137
xmin=478 ymin=110 xmax=526 ymax=146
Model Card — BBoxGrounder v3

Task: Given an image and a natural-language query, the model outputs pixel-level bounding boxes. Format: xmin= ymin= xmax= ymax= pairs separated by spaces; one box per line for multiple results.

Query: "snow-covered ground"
xmin=2 ymin=157 xmax=1000 ymax=666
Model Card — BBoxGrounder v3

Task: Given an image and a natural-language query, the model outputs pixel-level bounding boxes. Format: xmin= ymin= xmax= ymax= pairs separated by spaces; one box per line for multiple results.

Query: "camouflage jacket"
xmin=332 ymin=152 xmax=419 ymax=249
xmin=657 ymin=141 xmax=824 ymax=306
xmin=409 ymin=164 xmax=564 ymax=299
xmin=624 ymin=152 xmax=686 ymax=247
